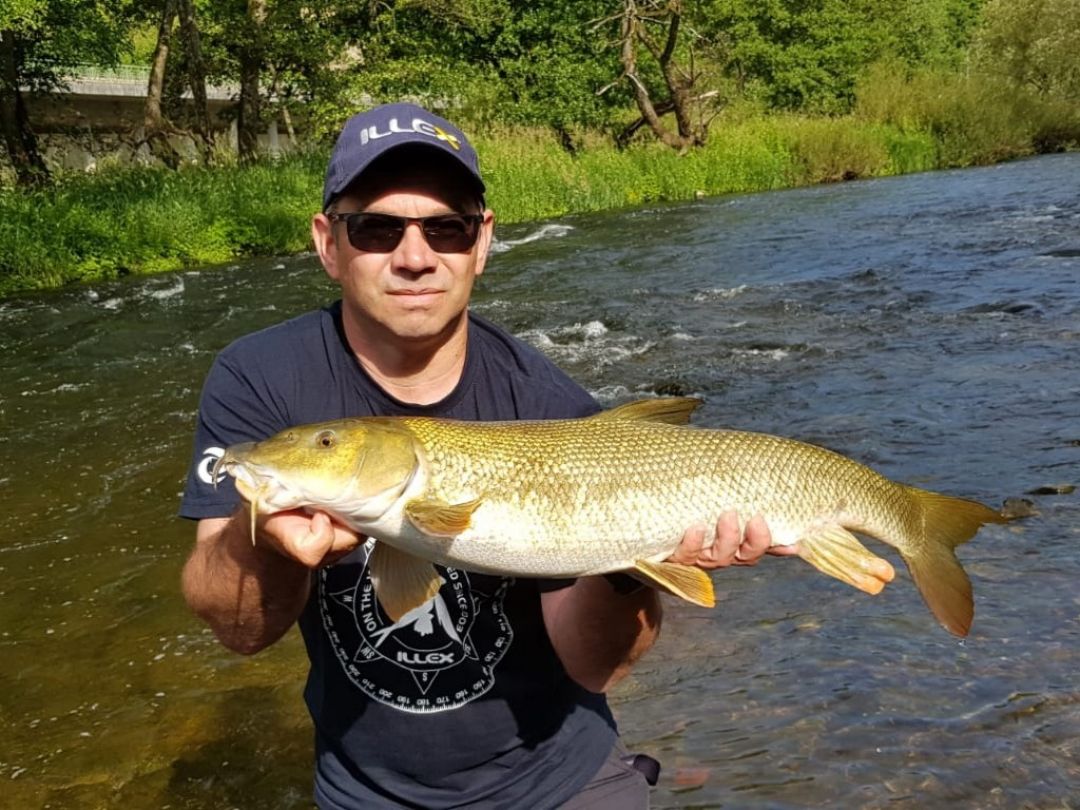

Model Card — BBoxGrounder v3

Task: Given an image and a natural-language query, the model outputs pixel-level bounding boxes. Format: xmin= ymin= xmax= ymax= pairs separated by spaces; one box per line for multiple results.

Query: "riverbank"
xmin=2 ymin=87 xmax=1077 ymax=295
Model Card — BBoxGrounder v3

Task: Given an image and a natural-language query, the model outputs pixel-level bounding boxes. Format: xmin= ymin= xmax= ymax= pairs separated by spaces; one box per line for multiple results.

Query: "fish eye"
xmin=315 ymin=430 xmax=336 ymax=449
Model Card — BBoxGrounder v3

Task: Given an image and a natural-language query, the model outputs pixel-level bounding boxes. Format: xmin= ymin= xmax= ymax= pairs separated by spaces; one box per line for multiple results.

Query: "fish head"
xmin=216 ymin=419 xmax=420 ymax=524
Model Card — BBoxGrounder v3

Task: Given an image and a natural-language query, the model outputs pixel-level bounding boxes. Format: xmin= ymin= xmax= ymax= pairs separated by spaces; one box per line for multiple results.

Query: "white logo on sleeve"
xmin=197 ymin=447 xmax=226 ymax=485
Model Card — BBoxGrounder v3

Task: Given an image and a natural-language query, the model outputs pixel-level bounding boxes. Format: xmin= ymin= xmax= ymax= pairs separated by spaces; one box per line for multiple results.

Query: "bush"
xmin=853 ymin=61 xmax=1080 ymax=166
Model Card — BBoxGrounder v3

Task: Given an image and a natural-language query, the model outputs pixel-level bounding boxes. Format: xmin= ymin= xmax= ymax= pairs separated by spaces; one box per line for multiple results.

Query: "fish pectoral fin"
xmin=404 ymin=497 xmax=482 ymax=536
xmin=632 ymin=560 xmax=716 ymax=608
xmin=590 ymin=397 xmax=702 ymax=425
xmin=796 ymin=526 xmax=896 ymax=596
xmin=369 ymin=541 xmax=445 ymax=622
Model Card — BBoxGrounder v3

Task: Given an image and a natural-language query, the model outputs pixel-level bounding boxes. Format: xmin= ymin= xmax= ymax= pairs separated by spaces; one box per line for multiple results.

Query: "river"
xmin=1 ymin=154 xmax=1077 ymax=808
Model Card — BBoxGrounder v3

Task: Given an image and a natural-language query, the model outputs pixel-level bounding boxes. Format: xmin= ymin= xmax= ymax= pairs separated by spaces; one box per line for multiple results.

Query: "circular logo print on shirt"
xmin=318 ymin=542 xmax=514 ymax=714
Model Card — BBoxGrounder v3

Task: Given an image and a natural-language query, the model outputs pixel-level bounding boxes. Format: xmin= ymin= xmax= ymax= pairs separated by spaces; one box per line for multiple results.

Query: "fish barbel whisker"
xmin=210 ymin=454 xmax=226 ymax=491
xmin=248 ymin=483 xmax=271 ymax=546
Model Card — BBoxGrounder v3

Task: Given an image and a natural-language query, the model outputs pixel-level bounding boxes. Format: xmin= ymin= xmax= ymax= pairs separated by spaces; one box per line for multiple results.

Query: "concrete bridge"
xmin=26 ymin=63 xmax=291 ymax=171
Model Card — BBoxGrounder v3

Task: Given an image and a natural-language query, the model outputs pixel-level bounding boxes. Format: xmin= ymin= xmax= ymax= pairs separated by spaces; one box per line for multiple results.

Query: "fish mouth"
xmin=214 ymin=455 xmax=306 ymax=546
xmin=214 ymin=454 xmax=300 ymax=512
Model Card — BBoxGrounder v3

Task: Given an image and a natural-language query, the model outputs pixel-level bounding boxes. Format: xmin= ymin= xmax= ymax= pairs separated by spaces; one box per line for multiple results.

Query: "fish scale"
xmin=406 ymin=417 xmax=896 ymax=558
xmin=218 ymin=397 xmax=1010 ymax=635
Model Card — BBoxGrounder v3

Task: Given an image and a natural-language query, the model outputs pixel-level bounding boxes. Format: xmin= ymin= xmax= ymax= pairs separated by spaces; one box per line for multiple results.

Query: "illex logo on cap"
xmin=359 ymin=117 xmax=462 ymax=151
xmin=323 ymin=102 xmax=484 ymax=210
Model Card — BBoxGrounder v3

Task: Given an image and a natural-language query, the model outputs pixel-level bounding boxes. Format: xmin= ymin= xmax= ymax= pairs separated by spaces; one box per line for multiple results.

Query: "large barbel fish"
xmin=214 ymin=398 xmax=1009 ymax=636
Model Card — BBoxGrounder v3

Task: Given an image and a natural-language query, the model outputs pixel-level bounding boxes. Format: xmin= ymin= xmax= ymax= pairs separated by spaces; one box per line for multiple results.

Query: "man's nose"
xmin=393 ymin=221 xmax=437 ymax=273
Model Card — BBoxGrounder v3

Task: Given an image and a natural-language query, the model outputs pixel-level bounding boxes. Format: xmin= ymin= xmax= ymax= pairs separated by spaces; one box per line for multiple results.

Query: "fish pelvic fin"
xmin=405 ymin=497 xmax=482 ymax=536
xmin=796 ymin=526 xmax=896 ymax=596
xmin=633 ymin=560 xmax=715 ymax=608
xmin=369 ymin=541 xmax=445 ymax=622
xmin=590 ymin=397 xmax=702 ymax=425
xmin=898 ymin=487 xmax=1010 ymax=638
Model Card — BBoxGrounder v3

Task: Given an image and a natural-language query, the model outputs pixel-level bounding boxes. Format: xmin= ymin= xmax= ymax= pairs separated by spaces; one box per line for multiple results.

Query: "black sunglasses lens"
xmin=341 ymin=214 xmax=481 ymax=253
xmin=422 ymin=215 xmax=480 ymax=252
xmin=345 ymin=215 xmax=405 ymax=252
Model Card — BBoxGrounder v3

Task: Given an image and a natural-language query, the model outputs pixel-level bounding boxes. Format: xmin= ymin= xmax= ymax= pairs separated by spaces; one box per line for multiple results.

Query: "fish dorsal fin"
xmin=405 ymin=497 xmax=482 ymax=536
xmin=796 ymin=526 xmax=896 ymax=596
xmin=632 ymin=559 xmax=716 ymax=607
xmin=369 ymin=541 xmax=445 ymax=622
xmin=590 ymin=397 xmax=702 ymax=425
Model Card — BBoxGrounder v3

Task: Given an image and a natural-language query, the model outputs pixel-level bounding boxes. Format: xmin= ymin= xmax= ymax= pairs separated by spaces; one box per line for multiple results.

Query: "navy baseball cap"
xmin=322 ymin=102 xmax=485 ymax=210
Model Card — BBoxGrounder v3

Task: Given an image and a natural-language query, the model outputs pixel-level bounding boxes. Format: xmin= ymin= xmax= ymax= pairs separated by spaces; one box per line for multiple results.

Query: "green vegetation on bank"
xmin=3 ymin=0 xmax=1078 ymax=293
xmin=2 ymin=68 xmax=1078 ymax=296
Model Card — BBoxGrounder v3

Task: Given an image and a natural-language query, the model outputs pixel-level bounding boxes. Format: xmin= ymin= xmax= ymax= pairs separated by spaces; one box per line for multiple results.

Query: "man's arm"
xmin=541 ymin=513 xmax=794 ymax=694
xmin=181 ymin=509 xmax=362 ymax=654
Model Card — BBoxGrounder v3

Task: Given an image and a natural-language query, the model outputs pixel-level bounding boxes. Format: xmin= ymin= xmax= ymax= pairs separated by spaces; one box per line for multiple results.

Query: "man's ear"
xmin=472 ymin=210 xmax=495 ymax=278
xmin=312 ymin=213 xmax=342 ymax=281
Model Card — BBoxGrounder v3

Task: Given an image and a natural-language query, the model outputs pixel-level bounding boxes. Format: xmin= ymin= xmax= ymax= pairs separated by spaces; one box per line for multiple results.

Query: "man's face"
xmin=313 ymin=162 xmax=493 ymax=349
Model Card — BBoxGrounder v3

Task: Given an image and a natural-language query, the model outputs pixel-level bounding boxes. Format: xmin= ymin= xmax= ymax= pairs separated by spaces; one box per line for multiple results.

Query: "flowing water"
xmin=1 ymin=154 xmax=1078 ymax=808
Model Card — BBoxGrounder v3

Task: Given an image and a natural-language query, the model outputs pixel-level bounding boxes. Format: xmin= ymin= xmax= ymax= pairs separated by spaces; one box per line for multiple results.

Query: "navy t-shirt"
xmin=180 ymin=302 xmax=617 ymax=809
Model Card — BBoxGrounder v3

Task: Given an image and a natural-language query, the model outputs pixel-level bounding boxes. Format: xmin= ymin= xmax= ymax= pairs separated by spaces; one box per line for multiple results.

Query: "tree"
xmin=698 ymin=0 xmax=988 ymax=113
xmin=235 ymin=0 xmax=266 ymax=161
xmin=143 ymin=0 xmax=182 ymax=167
xmin=593 ymin=0 xmax=724 ymax=149
xmin=975 ymin=0 xmax=1080 ymax=101
xmin=1 ymin=1 xmax=52 ymax=186
xmin=0 ymin=0 xmax=129 ymax=186
xmin=178 ymin=0 xmax=213 ymax=158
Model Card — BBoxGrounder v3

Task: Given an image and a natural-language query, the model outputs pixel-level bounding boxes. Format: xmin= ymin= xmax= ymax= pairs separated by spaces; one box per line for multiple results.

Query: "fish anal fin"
xmin=369 ymin=541 xmax=444 ymax=622
xmin=633 ymin=559 xmax=715 ymax=608
xmin=591 ymin=398 xmax=702 ymax=425
xmin=405 ymin=497 xmax=481 ymax=536
xmin=797 ymin=526 xmax=896 ymax=596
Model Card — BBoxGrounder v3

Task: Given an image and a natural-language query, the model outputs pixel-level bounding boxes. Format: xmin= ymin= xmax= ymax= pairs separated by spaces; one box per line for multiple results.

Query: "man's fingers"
xmin=735 ymin=513 xmax=772 ymax=564
xmin=711 ymin=511 xmax=741 ymax=565
xmin=668 ymin=523 xmax=708 ymax=565
xmin=257 ymin=510 xmax=360 ymax=569
xmin=667 ymin=512 xmax=778 ymax=569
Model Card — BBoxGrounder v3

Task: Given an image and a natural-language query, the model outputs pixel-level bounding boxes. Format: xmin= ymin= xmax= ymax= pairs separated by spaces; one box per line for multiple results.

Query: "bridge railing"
xmin=52 ymin=62 xmax=237 ymax=100
xmin=67 ymin=63 xmax=151 ymax=83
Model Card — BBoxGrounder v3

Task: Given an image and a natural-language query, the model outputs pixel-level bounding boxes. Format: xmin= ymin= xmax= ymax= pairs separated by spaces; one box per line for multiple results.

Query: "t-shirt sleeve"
xmin=178 ymin=352 xmax=290 ymax=520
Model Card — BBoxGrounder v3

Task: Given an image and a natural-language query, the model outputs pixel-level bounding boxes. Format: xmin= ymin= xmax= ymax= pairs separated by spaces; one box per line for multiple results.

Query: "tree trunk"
xmin=236 ymin=0 xmax=267 ymax=162
xmin=269 ymin=70 xmax=297 ymax=147
xmin=615 ymin=0 xmax=709 ymax=151
xmin=0 ymin=29 xmax=49 ymax=187
xmin=177 ymin=0 xmax=213 ymax=160
xmin=144 ymin=0 xmax=182 ymax=169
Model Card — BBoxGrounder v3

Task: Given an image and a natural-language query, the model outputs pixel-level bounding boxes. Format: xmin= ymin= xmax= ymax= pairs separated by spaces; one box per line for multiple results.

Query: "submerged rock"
xmin=1025 ymin=484 xmax=1076 ymax=496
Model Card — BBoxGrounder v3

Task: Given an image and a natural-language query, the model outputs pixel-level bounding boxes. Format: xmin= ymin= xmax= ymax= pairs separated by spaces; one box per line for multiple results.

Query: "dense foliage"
xmin=4 ymin=0 xmax=1078 ymax=159
xmin=0 ymin=0 xmax=1014 ymax=160
xmin=1 ymin=0 xmax=1078 ymax=292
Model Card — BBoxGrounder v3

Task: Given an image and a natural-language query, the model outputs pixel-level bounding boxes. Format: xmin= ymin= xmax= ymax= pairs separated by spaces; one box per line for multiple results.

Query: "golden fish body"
xmin=217 ymin=398 xmax=1008 ymax=636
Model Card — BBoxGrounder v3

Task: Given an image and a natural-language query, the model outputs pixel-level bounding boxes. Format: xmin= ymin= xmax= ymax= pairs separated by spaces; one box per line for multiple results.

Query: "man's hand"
xmin=667 ymin=511 xmax=800 ymax=568
xmin=250 ymin=507 xmax=364 ymax=569
xmin=183 ymin=507 xmax=364 ymax=655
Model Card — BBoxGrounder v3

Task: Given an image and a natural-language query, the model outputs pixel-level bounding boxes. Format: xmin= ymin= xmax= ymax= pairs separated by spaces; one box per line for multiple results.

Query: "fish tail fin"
xmin=898 ymin=487 xmax=1008 ymax=638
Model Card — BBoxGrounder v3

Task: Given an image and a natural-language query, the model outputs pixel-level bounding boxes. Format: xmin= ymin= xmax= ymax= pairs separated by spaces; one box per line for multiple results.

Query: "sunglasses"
xmin=328 ymin=212 xmax=483 ymax=254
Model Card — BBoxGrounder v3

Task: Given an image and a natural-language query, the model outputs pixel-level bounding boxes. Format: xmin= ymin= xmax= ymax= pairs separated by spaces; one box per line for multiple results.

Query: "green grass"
xmin=2 ymin=76 xmax=1077 ymax=295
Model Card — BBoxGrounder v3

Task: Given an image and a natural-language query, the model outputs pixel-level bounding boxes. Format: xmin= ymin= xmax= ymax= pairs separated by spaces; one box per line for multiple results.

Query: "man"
xmin=180 ymin=102 xmax=789 ymax=809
